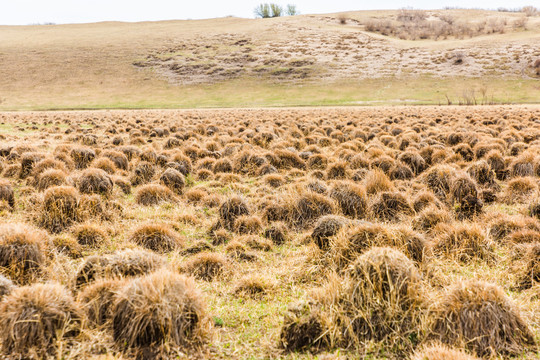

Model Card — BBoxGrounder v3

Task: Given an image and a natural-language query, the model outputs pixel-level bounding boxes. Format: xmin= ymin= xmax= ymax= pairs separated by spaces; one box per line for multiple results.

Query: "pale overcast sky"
xmin=1 ymin=0 xmax=537 ymax=25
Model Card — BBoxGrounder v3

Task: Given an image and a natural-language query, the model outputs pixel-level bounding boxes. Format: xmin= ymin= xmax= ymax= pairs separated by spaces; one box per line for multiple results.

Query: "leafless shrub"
xmin=486 ymin=18 xmax=506 ymax=34
xmin=522 ymin=6 xmax=538 ymax=17
xmin=397 ymin=8 xmax=427 ymax=22
xmin=513 ymin=16 xmax=528 ymax=29
xmin=338 ymin=14 xmax=349 ymax=25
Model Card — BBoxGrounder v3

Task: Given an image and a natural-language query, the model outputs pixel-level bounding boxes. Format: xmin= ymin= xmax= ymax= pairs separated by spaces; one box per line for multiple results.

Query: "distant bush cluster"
xmin=254 ymin=3 xmax=298 ymax=18
xmin=498 ymin=6 xmax=538 ymax=16
xmin=364 ymin=8 xmax=530 ymax=41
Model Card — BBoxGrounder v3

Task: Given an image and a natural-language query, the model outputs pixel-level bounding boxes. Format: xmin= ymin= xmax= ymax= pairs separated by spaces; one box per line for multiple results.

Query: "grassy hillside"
xmin=1 ymin=9 xmax=540 ymax=110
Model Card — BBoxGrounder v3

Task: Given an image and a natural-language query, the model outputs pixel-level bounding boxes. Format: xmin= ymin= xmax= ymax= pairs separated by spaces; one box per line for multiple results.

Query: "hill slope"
xmin=1 ymin=9 xmax=540 ymax=110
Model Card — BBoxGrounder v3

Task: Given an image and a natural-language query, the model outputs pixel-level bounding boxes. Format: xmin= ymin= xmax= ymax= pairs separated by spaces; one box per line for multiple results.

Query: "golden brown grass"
xmin=0 ymin=283 xmax=81 ymax=357
xmin=112 ymin=271 xmax=208 ymax=351
xmin=0 ymin=106 xmax=539 ymax=359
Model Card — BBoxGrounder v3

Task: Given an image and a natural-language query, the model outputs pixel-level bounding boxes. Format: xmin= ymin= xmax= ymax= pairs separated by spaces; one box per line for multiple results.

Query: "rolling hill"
xmin=1 ymin=9 xmax=540 ymax=110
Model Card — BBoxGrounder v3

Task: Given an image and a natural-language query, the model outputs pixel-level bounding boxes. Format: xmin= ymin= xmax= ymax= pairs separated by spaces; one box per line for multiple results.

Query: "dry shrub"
xmin=182 ymin=239 xmax=214 ymax=255
xmin=92 ymin=156 xmax=117 ymax=174
xmin=330 ymin=223 xmax=391 ymax=269
xmin=112 ymin=271 xmax=207 ymax=349
xmin=233 ymin=274 xmax=275 ymax=298
xmin=78 ymin=279 xmax=124 ymax=327
xmin=39 ymin=186 xmax=80 ymax=233
xmin=306 ymin=179 xmax=327 ymax=194
xmin=185 ymin=187 xmax=207 ymax=203
xmin=78 ymin=167 xmax=114 ymax=195
xmin=70 ymin=147 xmax=96 ymax=169
xmin=72 ymin=223 xmax=107 ymax=246
xmin=272 ymin=149 xmax=306 ymax=170
xmin=515 ymin=243 xmax=540 ymax=290
xmin=467 ymin=160 xmax=496 ymax=186
xmin=422 ymin=165 xmax=455 ymax=201
xmin=75 ymin=248 xmax=165 ymax=287
xmin=0 ymin=223 xmax=48 ymax=284
xmin=411 ymin=343 xmax=480 ymax=360
xmin=326 ymin=161 xmax=348 ymax=179
xmin=331 ymin=223 xmax=428 ymax=268
xmin=454 ymin=144 xmax=474 ymax=162
xmin=412 ymin=206 xmax=451 ymax=232
xmin=177 ymin=213 xmax=200 ymax=226
xmin=311 ymin=215 xmax=347 ymax=250
xmin=342 ymin=247 xmax=425 ymax=350
xmin=244 ymin=235 xmax=272 ymax=251
xmin=534 ymin=58 xmax=540 ymax=76
xmin=307 ymin=154 xmax=328 ymax=170
xmin=213 ymin=159 xmax=233 ymax=173
xmin=431 ymin=280 xmax=535 ymax=357
xmin=30 ymin=158 xmax=67 ymax=179
xmin=233 ymin=151 xmax=267 ymax=174
xmin=234 ymin=215 xmax=263 ymax=235
xmin=202 ymin=193 xmax=221 ymax=208
xmin=181 ymin=252 xmax=228 ymax=281
xmin=363 ymin=169 xmax=394 ymax=195
xmin=102 ymin=150 xmax=129 ymax=171
xmin=449 ymin=175 xmax=482 ymax=219
xmin=449 ymin=174 xmax=478 ymax=206
xmin=129 ymin=223 xmax=183 ymax=253
xmin=390 ymin=163 xmax=414 ymax=180
xmin=219 ymin=196 xmax=250 ymax=231
xmin=211 ymin=228 xmax=231 ymax=246
xmin=280 ymin=301 xmax=328 ymax=351
xmin=35 ymin=168 xmax=66 ymax=191
xmin=52 ymin=234 xmax=83 ymax=258
xmin=393 ymin=226 xmax=430 ymax=263
xmin=197 ymin=168 xmax=213 ymax=180
xmin=160 ymin=168 xmax=185 ymax=194
xmin=0 ymin=283 xmax=81 ymax=357
xmin=479 ymin=188 xmax=497 ymax=204
xmin=433 ymin=223 xmax=493 ymax=262
xmin=486 ymin=150 xmax=507 ymax=180
xmin=169 ymin=154 xmax=192 ymax=176
xmin=502 ymin=177 xmax=538 ymax=203
xmin=3 ymin=164 xmax=20 ymax=178
xmin=113 ymin=176 xmax=131 ymax=194
xmin=509 ymin=229 xmax=540 ymax=244
xmin=19 ymin=152 xmax=45 ymax=178
xmin=78 ymin=193 xmax=119 ymax=222
xmin=264 ymin=173 xmax=285 ymax=188
xmin=488 ymin=214 xmax=540 ymax=242
xmin=287 ymin=191 xmax=337 ymax=229
xmin=399 ymin=151 xmax=426 ymax=175
xmin=370 ymin=155 xmax=395 ymax=174
xmin=0 ymin=180 xmax=15 ymax=209
xmin=132 ymin=161 xmax=156 ymax=185
xmin=225 ymin=240 xmax=259 ymax=262
xmin=510 ymin=152 xmax=535 ymax=178
xmin=135 ymin=184 xmax=175 ymax=206
xmin=263 ymin=222 xmax=288 ymax=245
xmin=330 ymin=181 xmax=367 ymax=219
xmin=370 ymin=191 xmax=414 ymax=222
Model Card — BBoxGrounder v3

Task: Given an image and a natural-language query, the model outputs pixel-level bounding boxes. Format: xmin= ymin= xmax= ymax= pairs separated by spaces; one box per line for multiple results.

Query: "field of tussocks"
xmin=0 ymin=106 xmax=539 ymax=359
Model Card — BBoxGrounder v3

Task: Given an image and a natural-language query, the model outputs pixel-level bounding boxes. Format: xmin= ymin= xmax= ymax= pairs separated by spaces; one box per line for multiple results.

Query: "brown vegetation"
xmin=0 ymin=106 xmax=538 ymax=358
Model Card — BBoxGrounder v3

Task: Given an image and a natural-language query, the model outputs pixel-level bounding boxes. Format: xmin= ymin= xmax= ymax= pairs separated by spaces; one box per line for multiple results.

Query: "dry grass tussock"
xmin=0 ymin=107 xmax=538 ymax=358
xmin=0 ymin=283 xmax=81 ymax=357
xmin=112 ymin=271 xmax=209 ymax=351
xmin=430 ymin=280 xmax=535 ymax=356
